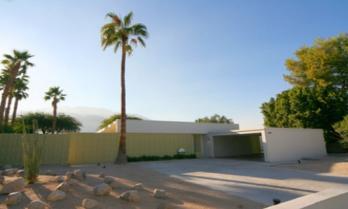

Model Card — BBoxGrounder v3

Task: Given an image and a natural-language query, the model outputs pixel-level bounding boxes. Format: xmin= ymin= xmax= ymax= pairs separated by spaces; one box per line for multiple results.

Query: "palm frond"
xmin=124 ymin=12 xmax=133 ymax=27
xmin=106 ymin=12 xmax=121 ymax=26
xmin=137 ymin=37 xmax=146 ymax=47
xmin=130 ymin=24 xmax=148 ymax=38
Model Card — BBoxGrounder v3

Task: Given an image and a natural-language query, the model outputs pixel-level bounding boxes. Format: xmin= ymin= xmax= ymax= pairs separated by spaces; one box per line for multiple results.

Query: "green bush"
xmin=326 ymin=141 xmax=348 ymax=153
xmin=127 ymin=154 xmax=196 ymax=162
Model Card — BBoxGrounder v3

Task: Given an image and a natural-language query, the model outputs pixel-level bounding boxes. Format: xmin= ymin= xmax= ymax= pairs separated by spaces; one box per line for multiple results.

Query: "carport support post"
xmin=261 ymin=129 xmax=270 ymax=162
xmin=202 ymin=134 xmax=215 ymax=158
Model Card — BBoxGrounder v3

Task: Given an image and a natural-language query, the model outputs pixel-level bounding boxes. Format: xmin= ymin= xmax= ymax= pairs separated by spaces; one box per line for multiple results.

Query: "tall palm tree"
xmin=11 ymin=76 xmax=29 ymax=124
xmin=101 ymin=11 xmax=148 ymax=163
xmin=44 ymin=87 xmax=66 ymax=133
xmin=0 ymin=50 xmax=33 ymax=128
xmin=4 ymin=75 xmax=29 ymax=125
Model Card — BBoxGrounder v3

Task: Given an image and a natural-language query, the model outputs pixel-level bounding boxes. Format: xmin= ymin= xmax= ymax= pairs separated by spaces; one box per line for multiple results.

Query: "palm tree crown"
xmin=2 ymin=50 xmax=34 ymax=73
xmin=101 ymin=12 xmax=148 ymax=54
xmin=44 ymin=87 xmax=66 ymax=104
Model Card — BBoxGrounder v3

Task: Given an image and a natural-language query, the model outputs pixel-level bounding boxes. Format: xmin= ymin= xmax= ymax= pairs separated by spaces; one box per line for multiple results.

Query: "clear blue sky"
xmin=0 ymin=0 xmax=347 ymax=129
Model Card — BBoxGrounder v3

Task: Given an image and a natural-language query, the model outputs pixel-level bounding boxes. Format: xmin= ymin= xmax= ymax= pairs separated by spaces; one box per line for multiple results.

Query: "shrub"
xmin=127 ymin=154 xmax=196 ymax=162
xmin=21 ymin=120 xmax=45 ymax=184
xmin=326 ymin=141 xmax=348 ymax=153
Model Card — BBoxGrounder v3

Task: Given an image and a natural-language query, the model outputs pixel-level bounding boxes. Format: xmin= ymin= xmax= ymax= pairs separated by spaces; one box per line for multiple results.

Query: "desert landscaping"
xmin=0 ymin=163 xmax=263 ymax=209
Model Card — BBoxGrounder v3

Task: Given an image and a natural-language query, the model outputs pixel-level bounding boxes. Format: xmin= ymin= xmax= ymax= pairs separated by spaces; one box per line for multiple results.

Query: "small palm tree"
xmin=101 ymin=11 xmax=148 ymax=163
xmin=44 ymin=87 xmax=66 ymax=133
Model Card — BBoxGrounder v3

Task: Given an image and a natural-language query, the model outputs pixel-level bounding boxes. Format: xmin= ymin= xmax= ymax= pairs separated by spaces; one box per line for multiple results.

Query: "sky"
xmin=0 ymin=0 xmax=347 ymax=130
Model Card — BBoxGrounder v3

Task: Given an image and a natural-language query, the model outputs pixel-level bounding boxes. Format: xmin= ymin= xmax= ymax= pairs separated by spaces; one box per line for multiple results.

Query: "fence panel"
xmin=67 ymin=133 xmax=118 ymax=164
xmin=0 ymin=133 xmax=195 ymax=165
xmin=0 ymin=134 xmax=22 ymax=166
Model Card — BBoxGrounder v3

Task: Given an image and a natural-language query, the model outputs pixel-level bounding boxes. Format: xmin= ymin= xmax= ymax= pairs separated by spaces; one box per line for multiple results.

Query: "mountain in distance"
xmin=20 ymin=106 xmax=114 ymax=132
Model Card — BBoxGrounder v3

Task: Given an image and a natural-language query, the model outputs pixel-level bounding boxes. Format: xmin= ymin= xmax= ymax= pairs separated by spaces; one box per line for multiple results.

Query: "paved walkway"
xmin=142 ymin=159 xmax=348 ymax=205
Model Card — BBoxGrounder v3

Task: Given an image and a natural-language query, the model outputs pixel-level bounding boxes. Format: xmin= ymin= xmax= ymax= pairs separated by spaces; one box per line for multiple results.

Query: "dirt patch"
xmin=275 ymin=155 xmax=348 ymax=176
xmin=0 ymin=163 xmax=264 ymax=209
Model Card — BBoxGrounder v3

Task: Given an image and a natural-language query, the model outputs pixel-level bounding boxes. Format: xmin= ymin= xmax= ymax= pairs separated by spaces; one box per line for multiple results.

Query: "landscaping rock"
xmin=103 ymin=176 xmax=114 ymax=184
xmin=93 ymin=183 xmax=111 ymax=196
xmin=67 ymin=178 xmax=78 ymax=185
xmin=3 ymin=168 xmax=18 ymax=176
xmin=0 ymin=175 xmax=4 ymax=184
xmin=16 ymin=169 xmax=25 ymax=177
xmin=1 ymin=178 xmax=25 ymax=194
xmin=72 ymin=169 xmax=85 ymax=180
xmin=99 ymin=173 xmax=105 ymax=178
xmin=119 ymin=190 xmax=140 ymax=202
xmin=82 ymin=198 xmax=99 ymax=209
xmin=47 ymin=190 xmax=66 ymax=201
xmin=72 ymin=169 xmax=83 ymax=181
xmin=55 ymin=182 xmax=70 ymax=192
xmin=27 ymin=200 xmax=50 ymax=209
xmin=132 ymin=183 xmax=144 ymax=190
xmin=54 ymin=175 xmax=65 ymax=183
xmin=5 ymin=192 xmax=23 ymax=205
xmin=153 ymin=189 xmax=167 ymax=199
xmin=65 ymin=171 xmax=73 ymax=180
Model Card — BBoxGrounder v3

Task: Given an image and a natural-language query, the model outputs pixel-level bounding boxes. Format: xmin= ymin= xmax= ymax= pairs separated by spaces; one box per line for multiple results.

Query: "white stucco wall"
xmin=115 ymin=120 xmax=239 ymax=134
xmin=264 ymin=128 xmax=327 ymax=162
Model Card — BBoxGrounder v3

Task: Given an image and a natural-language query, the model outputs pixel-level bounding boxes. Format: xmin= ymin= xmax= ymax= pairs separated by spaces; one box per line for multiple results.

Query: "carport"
xmin=201 ymin=128 xmax=327 ymax=162
xmin=213 ymin=131 xmax=264 ymax=160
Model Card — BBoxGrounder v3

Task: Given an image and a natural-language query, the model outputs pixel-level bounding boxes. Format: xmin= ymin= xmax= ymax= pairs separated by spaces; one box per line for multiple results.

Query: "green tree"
xmin=44 ymin=87 xmax=66 ymax=133
xmin=261 ymin=87 xmax=348 ymax=143
xmin=99 ymin=114 xmax=142 ymax=129
xmin=101 ymin=11 xmax=148 ymax=164
xmin=0 ymin=50 xmax=33 ymax=129
xmin=284 ymin=34 xmax=348 ymax=94
xmin=13 ymin=112 xmax=81 ymax=134
xmin=334 ymin=115 xmax=348 ymax=139
xmin=196 ymin=114 xmax=233 ymax=124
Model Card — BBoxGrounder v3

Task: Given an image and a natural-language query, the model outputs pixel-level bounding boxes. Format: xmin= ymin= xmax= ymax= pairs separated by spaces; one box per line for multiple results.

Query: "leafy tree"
xmin=261 ymin=87 xmax=348 ymax=143
xmin=196 ymin=114 xmax=233 ymax=124
xmin=55 ymin=114 xmax=82 ymax=133
xmin=99 ymin=114 xmax=142 ymax=129
xmin=0 ymin=50 xmax=33 ymax=129
xmin=101 ymin=11 xmax=148 ymax=164
xmin=13 ymin=112 xmax=81 ymax=134
xmin=284 ymin=34 xmax=348 ymax=94
xmin=334 ymin=115 xmax=348 ymax=139
xmin=44 ymin=87 xmax=66 ymax=133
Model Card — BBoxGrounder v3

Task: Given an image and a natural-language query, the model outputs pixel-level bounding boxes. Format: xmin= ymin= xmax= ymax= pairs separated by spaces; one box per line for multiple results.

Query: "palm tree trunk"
xmin=0 ymin=62 xmax=20 ymax=129
xmin=0 ymin=88 xmax=10 ymax=128
xmin=115 ymin=43 xmax=127 ymax=164
xmin=11 ymin=97 xmax=19 ymax=125
xmin=4 ymin=93 xmax=13 ymax=126
xmin=52 ymin=102 xmax=57 ymax=133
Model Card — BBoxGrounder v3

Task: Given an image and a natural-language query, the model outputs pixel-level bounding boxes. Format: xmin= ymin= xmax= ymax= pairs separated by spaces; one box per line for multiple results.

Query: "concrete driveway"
xmin=141 ymin=159 xmax=348 ymax=206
